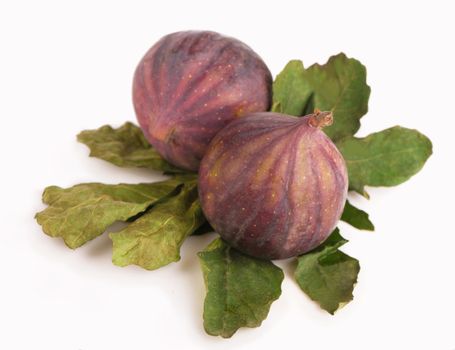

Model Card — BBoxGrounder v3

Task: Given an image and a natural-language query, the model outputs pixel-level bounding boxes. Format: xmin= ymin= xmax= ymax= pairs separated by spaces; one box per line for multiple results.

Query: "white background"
xmin=1 ymin=1 xmax=454 ymax=349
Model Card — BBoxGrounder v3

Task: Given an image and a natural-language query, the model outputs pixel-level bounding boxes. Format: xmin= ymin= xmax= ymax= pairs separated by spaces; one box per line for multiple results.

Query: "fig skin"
xmin=198 ymin=111 xmax=348 ymax=260
xmin=133 ymin=31 xmax=272 ymax=171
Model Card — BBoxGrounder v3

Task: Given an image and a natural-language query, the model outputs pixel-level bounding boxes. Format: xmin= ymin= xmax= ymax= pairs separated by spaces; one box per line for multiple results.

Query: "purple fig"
xmin=198 ymin=111 xmax=348 ymax=259
xmin=133 ymin=31 xmax=272 ymax=171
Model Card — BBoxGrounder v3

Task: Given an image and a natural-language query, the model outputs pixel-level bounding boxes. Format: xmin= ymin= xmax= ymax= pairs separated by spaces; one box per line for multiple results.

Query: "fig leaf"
xmin=110 ymin=180 xmax=205 ymax=270
xmin=35 ymin=178 xmax=184 ymax=249
xmin=295 ymin=228 xmax=360 ymax=314
xmin=77 ymin=122 xmax=185 ymax=173
xmin=337 ymin=126 xmax=433 ymax=195
xmin=272 ymin=53 xmax=370 ymax=142
xmin=272 ymin=60 xmax=312 ymax=116
xmin=341 ymin=200 xmax=374 ymax=231
xmin=198 ymin=238 xmax=284 ymax=338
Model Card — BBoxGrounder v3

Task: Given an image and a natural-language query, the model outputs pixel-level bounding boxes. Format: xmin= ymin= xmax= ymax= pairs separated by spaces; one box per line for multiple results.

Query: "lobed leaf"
xmin=295 ymin=229 xmax=360 ymax=314
xmin=341 ymin=200 xmax=374 ymax=231
xmin=198 ymin=238 xmax=284 ymax=338
xmin=272 ymin=60 xmax=312 ymax=115
xmin=35 ymin=178 xmax=184 ymax=249
xmin=273 ymin=54 xmax=370 ymax=141
xmin=110 ymin=181 xmax=205 ymax=270
xmin=337 ymin=126 xmax=433 ymax=195
xmin=77 ymin=122 xmax=185 ymax=173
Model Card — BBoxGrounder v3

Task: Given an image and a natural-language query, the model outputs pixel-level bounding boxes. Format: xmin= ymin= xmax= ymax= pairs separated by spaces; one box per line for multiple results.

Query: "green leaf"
xmin=77 ymin=122 xmax=185 ymax=173
xmin=110 ymin=181 xmax=205 ymax=270
xmin=198 ymin=238 xmax=284 ymax=338
xmin=337 ymin=126 xmax=433 ymax=195
xmin=295 ymin=229 xmax=360 ymax=314
xmin=272 ymin=54 xmax=370 ymax=141
xmin=272 ymin=60 xmax=312 ymax=115
xmin=341 ymin=200 xmax=374 ymax=231
xmin=35 ymin=178 xmax=183 ymax=249
xmin=304 ymin=54 xmax=370 ymax=141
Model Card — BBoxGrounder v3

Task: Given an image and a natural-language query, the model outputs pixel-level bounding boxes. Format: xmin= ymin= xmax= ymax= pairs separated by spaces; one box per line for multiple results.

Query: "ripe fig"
xmin=133 ymin=31 xmax=272 ymax=171
xmin=198 ymin=111 xmax=348 ymax=259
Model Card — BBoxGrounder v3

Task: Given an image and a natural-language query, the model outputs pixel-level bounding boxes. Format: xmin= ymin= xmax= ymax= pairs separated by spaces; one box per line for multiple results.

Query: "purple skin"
xmin=133 ymin=31 xmax=272 ymax=171
xmin=198 ymin=111 xmax=348 ymax=260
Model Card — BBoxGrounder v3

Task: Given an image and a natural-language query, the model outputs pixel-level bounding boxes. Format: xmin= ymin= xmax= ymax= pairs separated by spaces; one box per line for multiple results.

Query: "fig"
xmin=133 ymin=31 xmax=272 ymax=171
xmin=198 ymin=111 xmax=348 ymax=259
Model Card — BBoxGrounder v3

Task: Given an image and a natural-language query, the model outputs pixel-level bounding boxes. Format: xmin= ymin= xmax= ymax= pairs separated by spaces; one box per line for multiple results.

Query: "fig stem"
xmin=308 ymin=109 xmax=333 ymax=129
